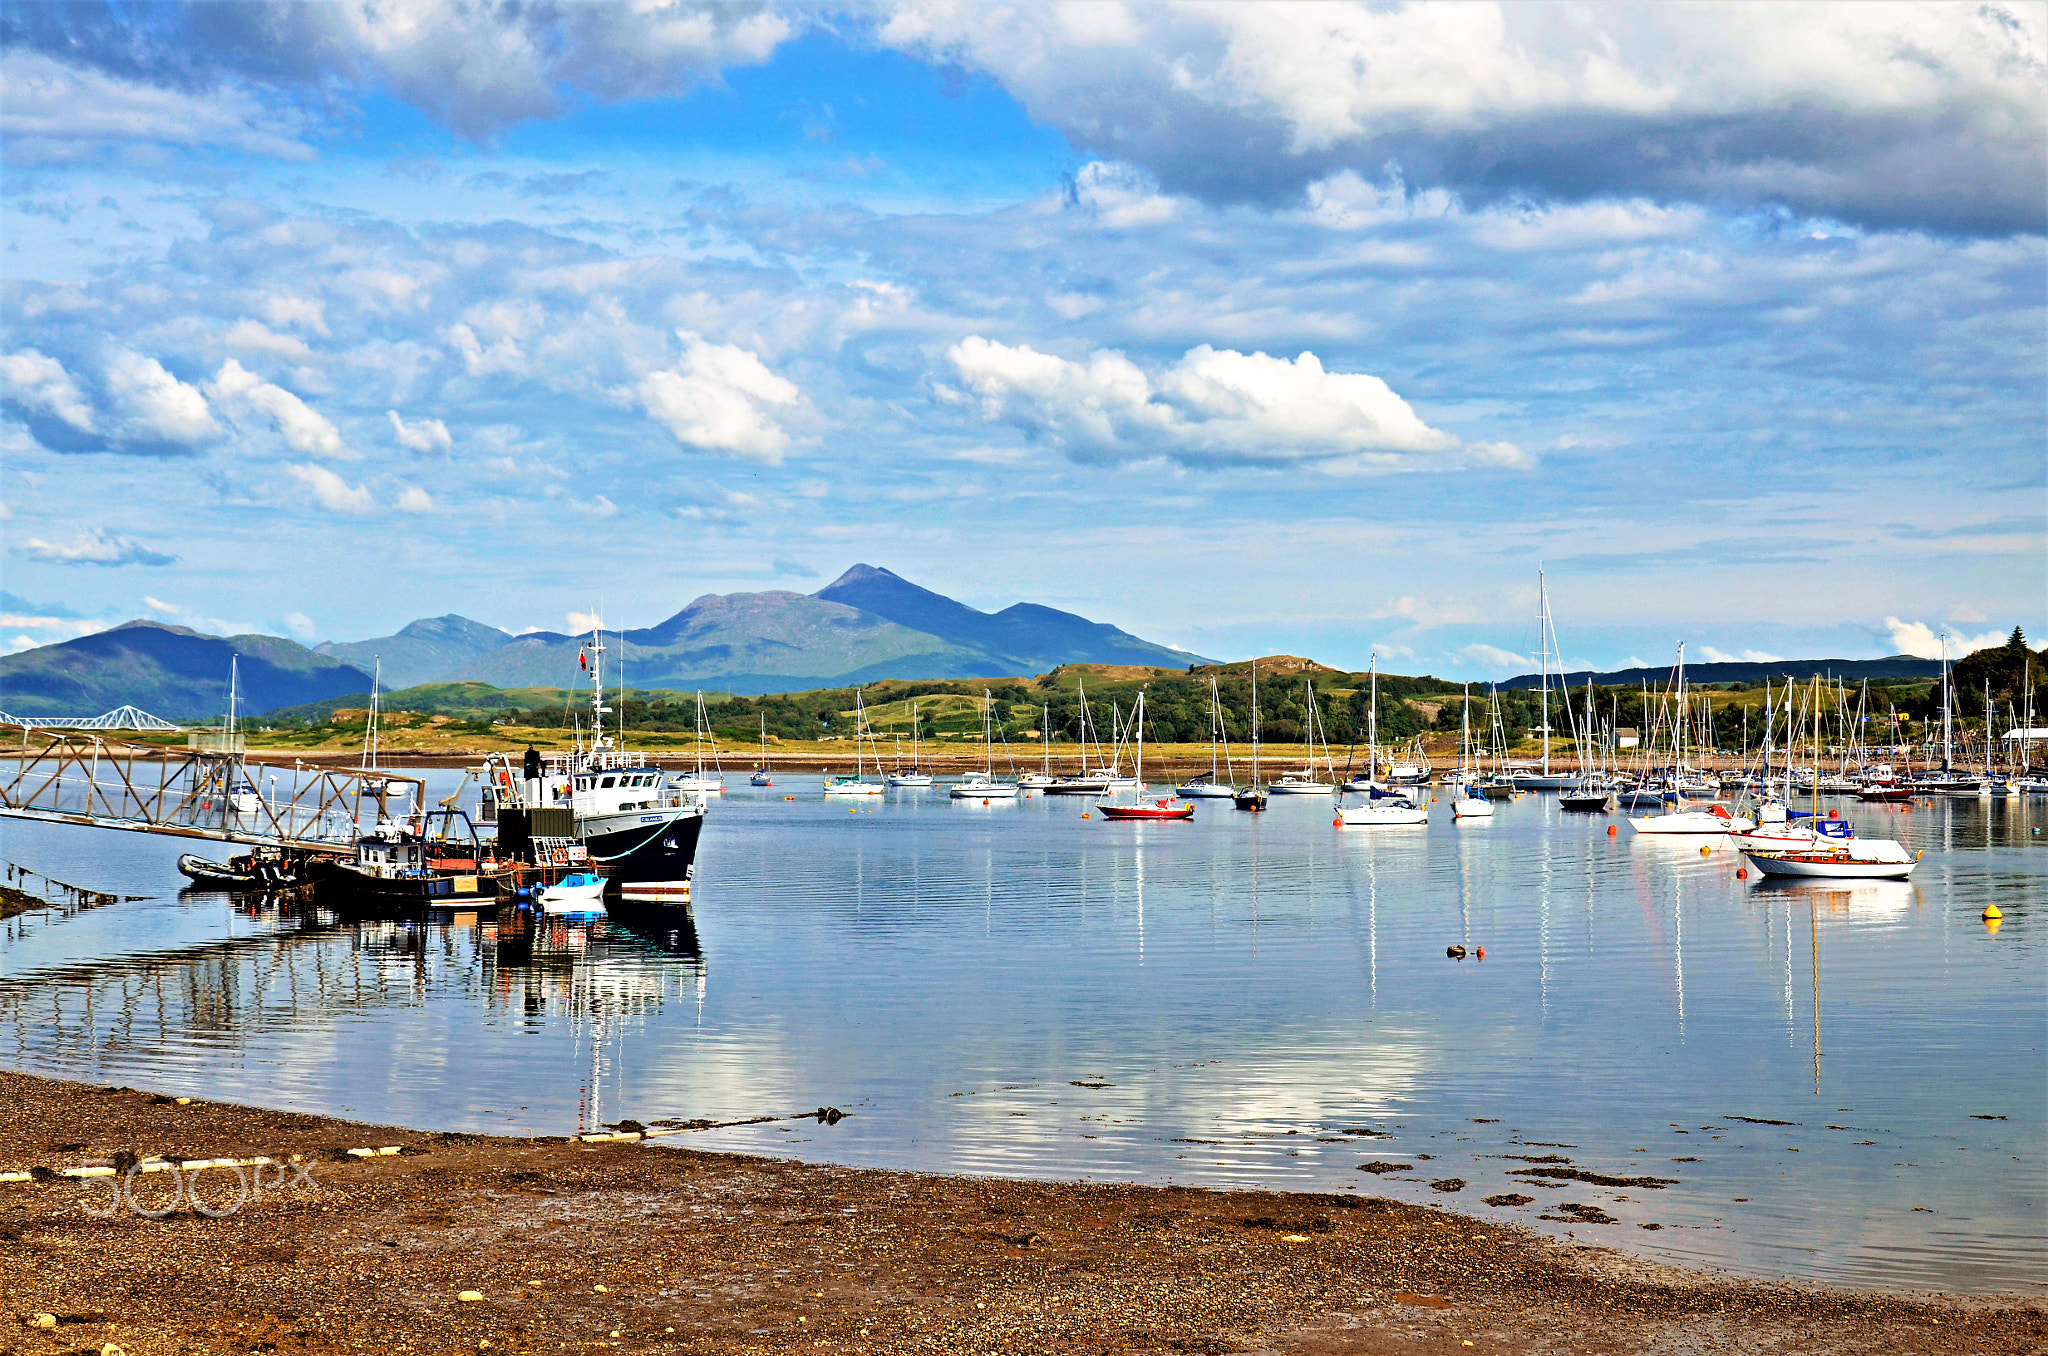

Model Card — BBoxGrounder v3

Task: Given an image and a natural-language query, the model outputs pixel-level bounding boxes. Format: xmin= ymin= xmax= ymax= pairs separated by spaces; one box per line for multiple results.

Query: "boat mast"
xmin=1941 ymin=634 xmax=1953 ymax=772
xmin=1537 ymin=568 xmax=1551 ymax=778
xmin=1250 ymin=659 xmax=1261 ymax=786
xmin=1368 ymin=654 xmax=1379 ymax=783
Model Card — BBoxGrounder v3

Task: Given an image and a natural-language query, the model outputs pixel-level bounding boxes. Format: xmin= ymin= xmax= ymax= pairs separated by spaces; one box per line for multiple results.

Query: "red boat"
xmin=1095 ymin=797 xmax=1195 ymax=820
xmin=1856 ymin=786 xmax=1913 ymax=803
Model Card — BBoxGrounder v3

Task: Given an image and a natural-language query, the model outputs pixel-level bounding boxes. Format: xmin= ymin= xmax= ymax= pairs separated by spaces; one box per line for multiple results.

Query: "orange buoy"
xmin=1475 ymin=946 xmax=1485 ymax=960
xmin=1699 ymin=844 xmax=1711 ymax=856
xmin=1736 ymin=868 xmax=1748 ymax=879
xmin=1081 ymin=813 xmax=1090 ymax=820
xmin=1607 ymin=825 xmax=1618 ymax=836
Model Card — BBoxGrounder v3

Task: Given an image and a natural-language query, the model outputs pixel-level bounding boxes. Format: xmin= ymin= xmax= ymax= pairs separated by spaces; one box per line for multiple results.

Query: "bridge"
xmin=0 ymin=724 xmax=422 ymax=852
xmin=0 ymin=705 xmax=182 ymax=731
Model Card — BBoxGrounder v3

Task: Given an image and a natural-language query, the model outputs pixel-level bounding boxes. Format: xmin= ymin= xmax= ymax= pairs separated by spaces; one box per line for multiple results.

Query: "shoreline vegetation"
xmin=0 ymin=1071 xmax=2038 ymax=1355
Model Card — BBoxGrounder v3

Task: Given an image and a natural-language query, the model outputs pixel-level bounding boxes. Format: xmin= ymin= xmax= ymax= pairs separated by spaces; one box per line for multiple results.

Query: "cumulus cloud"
xmin=944 ymin=336 xmax=1514 ymax=471
xmin=1698 ymin=646 xmax=1786 ymax=664
xmin=207 ymin=359 xmax=348 ymax=458
xmin=394 ymin=486 xmax=436 ymax=514
xmin=1454 ymin=643 xmax=1533 ymax=672
xmin=636 ymin=333 xmax=806 ymax=464
xmin=6 ymin=0 xmax=793 ymax=146
xmin=388 ymin=410 xmax=452 ymax=453
xmin=1 ymin=350 xmax=95 ymax=432
xmin=286 ymin=463 xmax=373 ymax=513
xmin=16 ymin=527 xmax=178 ymax=567
xmin=0 ymin=49 xmax=314 ymax=164
xmin=103 ymin=349 xmax=220 ymax=448
xmin=880 ymin=0 xmax=2048 ymax=234
xmin=281 ymin=611 xmax=319 ymax=641
xmin=1881 ymin=617 xmax=2009 ymax=659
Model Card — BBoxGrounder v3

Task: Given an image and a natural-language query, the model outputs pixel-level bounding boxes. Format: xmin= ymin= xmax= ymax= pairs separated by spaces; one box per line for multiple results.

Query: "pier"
xmin=1 ymin=725 xmax=422 ymax=852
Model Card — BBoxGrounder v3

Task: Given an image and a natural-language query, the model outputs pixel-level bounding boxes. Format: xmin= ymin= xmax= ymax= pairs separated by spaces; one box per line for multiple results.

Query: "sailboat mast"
xmin=1941 ymin=634 xmax=1953 ymax=771
xmin=1537 ymin=569 xmax=1551 ymax=777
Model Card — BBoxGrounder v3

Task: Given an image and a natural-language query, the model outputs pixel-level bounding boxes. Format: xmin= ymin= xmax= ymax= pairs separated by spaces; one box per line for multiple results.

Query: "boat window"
xmin=601 ymin=775 xmax=617 ymax=789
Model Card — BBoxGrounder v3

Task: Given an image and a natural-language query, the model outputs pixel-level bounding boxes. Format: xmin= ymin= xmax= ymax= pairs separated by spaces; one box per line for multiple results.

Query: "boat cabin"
xmin=353 ymin=834 xmax=430 ymax=879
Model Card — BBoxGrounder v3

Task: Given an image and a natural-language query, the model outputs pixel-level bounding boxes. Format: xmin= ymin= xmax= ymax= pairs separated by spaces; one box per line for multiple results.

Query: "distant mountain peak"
xmin=821 ymin=563 xmax=903 ymax=590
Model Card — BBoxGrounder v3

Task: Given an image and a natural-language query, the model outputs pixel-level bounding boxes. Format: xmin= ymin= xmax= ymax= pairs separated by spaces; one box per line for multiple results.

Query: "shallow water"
xmin=2 ymin=781 xmax=2042 ymax=1293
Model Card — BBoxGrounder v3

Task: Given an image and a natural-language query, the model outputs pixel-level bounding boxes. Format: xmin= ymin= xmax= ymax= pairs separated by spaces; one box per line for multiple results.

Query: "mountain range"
xmin=0 ymin=566 xmax=1207 ymax=719
xmin=1499 ymin=656 xmax=1944 ymax=689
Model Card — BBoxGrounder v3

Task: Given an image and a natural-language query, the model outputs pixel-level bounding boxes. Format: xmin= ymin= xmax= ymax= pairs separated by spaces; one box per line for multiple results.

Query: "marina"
xmin=2 ymin=771 xmax=2039 ymax=1296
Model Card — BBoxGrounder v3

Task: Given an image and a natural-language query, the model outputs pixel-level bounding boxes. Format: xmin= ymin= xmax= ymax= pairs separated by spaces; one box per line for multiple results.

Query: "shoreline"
xmin=1 ymin=1071 xmax=2038 ymax=1355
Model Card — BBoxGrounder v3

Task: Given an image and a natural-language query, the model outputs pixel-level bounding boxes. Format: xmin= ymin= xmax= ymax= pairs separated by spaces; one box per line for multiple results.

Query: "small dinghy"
xmin=177 ymin=852 xmax=301 ymax=890
xmin=538 ymin=870 xmax=609 ymax=917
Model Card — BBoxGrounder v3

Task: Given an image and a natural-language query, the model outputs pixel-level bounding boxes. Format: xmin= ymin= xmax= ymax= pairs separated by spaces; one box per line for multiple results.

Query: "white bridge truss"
xmin=0 ymin=706 xmax=182 ymax=731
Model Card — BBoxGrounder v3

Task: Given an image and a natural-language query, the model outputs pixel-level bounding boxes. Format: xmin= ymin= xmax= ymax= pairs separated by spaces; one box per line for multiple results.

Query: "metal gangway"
xmin=0 ymin=725 xmax=424 ymax=852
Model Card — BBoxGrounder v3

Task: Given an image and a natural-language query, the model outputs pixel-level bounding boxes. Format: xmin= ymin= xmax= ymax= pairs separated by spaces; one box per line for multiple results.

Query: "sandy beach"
xmin=1 ymin=1071 xmax=2038 ymax=1355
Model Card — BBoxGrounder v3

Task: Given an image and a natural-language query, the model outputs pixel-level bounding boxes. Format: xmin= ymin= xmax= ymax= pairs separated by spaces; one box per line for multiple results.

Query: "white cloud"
xmin=1948 ymin=603 xmax=1989 ymax=624
xmin=208 ymin=359 xmax=349 ymax=458
xmin=1 ymin=350 xmax=95 ymax=431
xmin=1453 ymin=643 xmax=1532 ymax=672
xmin=945 ymin=336 xmax=1511 ymax=471
xmin=142 ymin=596 xmax=252 ymax=635
xmin=286 ymin=463 xmax=373 ymax=514
xmin=566 ymin=610 xmax=604 ymax=633
xmin=281 ymin=611 xmax=319 ymax=641
xmin=16 ymin=527 xmax=177 ymax=567
xmin=103 ymin=349 xmax=219 ymax=446
xmin=394 ymin=486 xmax=435 ymax=514
xmin=636 ymin=332 xmax=805 ymax=464
xmin=0 ymin=613 xmax=110 ymax=647
xmin=222 ymin=319 xmax=313 ymax=361
xmin=1881 ymin=618 xmax=2008 ymax=660
xmin=1698 ymin=646 xmax=1785 ymax=664
xmin=1 ymin=51 xmax=314 ymax=163
xmin=388 ymin=410 xmax=452 ymax=452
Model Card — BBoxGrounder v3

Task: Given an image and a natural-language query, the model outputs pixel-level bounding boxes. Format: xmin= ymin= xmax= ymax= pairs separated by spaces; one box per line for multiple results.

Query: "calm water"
xmin=2 ymin=780 xmax=2042 ymax=1293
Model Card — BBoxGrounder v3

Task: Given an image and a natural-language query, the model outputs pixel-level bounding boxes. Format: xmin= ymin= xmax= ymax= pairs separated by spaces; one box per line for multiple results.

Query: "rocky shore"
xmin=1 ymin=1071 xmax=2038 ymax=1355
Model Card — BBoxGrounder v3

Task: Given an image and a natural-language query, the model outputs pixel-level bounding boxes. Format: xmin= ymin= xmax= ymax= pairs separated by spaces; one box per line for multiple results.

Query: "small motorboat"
xmin=177 ymin=851 xmax=304 ymax=890
xmin=1338 ymin=794 xmax=1428 ymax=826
xmin=538 ymin=870 xmax=609 ymax=916
xmin=1095 ymin=796 xmax=1195 ymax=820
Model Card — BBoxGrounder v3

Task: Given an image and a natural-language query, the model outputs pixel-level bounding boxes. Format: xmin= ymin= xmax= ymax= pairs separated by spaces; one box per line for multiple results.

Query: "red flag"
xmin=579 ymin=648 xmax=588 ymax=671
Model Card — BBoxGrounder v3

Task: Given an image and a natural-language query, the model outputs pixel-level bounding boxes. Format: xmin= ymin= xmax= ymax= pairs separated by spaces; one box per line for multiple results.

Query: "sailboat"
xmin=824 ymin=690 xmax=885 ymax=795
xmin=1178 ymin=675 xmax=1238 ymax=797
xmin=950 ymin=689 xmax=1019 ymax=798
xmin=1742 ymin=674 xmax=1919 ymax=879
xmin=1450 ymin=685 xmax=1494 ymax=819
xmin=670 ymin=692 xmax=726 ymax=794
xmin=1629 ymin=645 xmax=1755 ymax=834
xmin=749 ymin=713 xmax=773 ymax=786
xmin=358 ymin=657 xmax=405 ymax=801
xmin=1341 ymin=656 xmax=1385 ymax=792
xmin=1097 ymin=692 xmax=1194 ymax=818
xmin=1018 ymin=703 xmax=1057 ymax=789
xmin=1337 ymin=662 xmax=1428 ymax=824
xmin=886 ymin=700 xmax=934 ymax=787
xmin=1233 ymin=659 xmax=1268 ymax=810
xmin=1514 ymin=568 xmax=1577 ymax=790
xmin=1047 ymin=678 xmax=1112 ymax=794
xmin=1269 ymin=679 xmax=1337 ymax=793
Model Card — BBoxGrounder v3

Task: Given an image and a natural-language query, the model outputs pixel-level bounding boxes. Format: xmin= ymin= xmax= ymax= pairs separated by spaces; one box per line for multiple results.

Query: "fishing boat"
xmin=1178 ymin=676 xmax=1239 ymax=797
xmin=537 ymin=870 xmax=609 ymax=917
xmin=887 ymin=700 xmax=935 ymax=787
xmin=749 ymin=713 xmax=773 ymax=786
xmin=824 ymin=690 xmax=886 ymax=795
xmin=474 ymin=625 xmax=705 ymax=904
xmin=671 ymin=692 xmax=726 ymax=794
xmin=306 ymin=809 xmax=495 ymax=909
xmin=950 ymin=689 xmax=1019 ymax=798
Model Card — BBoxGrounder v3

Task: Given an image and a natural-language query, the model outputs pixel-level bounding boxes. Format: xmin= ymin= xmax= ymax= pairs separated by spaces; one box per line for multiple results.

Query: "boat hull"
xmin=1452 ymin=799 xmax=1494 ymax=818
xmin=1740 ymin=850 xmax=1915 ymax=880
xmin=1339 ymin=806 xmax=1428 ymax=826
xmin=1629 ymin=810 xmax=1756 ymax=833
xmin=1095 ymin=803 xmax=1195 ymax=820
xmin=824 ymin=780 xmax=885 ymax=796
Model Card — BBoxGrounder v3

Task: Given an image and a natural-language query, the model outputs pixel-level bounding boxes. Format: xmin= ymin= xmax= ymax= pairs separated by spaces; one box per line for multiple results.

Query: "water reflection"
xmin=0 ymin=783 xmax=2041 ymax=1292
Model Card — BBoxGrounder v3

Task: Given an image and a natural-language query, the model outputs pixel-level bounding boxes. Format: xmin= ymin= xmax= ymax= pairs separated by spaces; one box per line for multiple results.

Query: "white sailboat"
xmin=669 ymin=691 xmax=725 ymax=794
xmin=1629 ymin=645 xmax=1754 ymax=833
xmin=1047 ymin=678 xmax=1114 ymax=793
xmin=1018 ymin=702 xmax=1057 ymax=788
xmin=1451 ymin=684 xmax=1494 ymax=818
xmin=886 ymin=699 xmax=934 ymax=787
xmin=1178 ymin=675 xmax=1238 ymax=797
xmin=1269 ymin=678 xmax=1336 ymax=793
xmin=749 ymin=712 xmax=773 ymax=786
xmin=824 ymin=690 xmax=886 ymax=795
xmin=1514 ymin=568 xmax=1578 ymax=790
xmin=950 ymin=688 xmax=1019 ymax=798
xmin=1341 ymin=655 xmax=1386 ymax=793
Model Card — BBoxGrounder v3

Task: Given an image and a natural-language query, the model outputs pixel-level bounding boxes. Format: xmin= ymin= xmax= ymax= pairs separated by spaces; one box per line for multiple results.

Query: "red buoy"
xmin=1607 ymin=825 xmax=1618 ymax=836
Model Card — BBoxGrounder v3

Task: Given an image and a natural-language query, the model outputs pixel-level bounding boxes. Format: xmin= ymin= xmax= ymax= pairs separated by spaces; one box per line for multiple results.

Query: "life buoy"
xmin=550 ymin=847 xmax=568 ymax=866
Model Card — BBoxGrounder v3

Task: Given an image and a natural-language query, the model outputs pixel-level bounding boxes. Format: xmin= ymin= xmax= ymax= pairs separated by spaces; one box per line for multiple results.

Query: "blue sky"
xmin=3 ymin=1 xmax=2043 ymax=676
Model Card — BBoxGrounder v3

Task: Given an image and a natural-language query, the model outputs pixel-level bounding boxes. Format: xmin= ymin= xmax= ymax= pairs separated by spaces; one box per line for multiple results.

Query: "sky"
xmin=2 ymin=1 xmax=2043 ymax=677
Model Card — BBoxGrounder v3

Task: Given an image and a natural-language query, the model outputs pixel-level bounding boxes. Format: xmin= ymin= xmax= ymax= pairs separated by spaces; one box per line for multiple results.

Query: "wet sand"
xmin=1 ymin=1072 xmax=2038 ymax=1355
